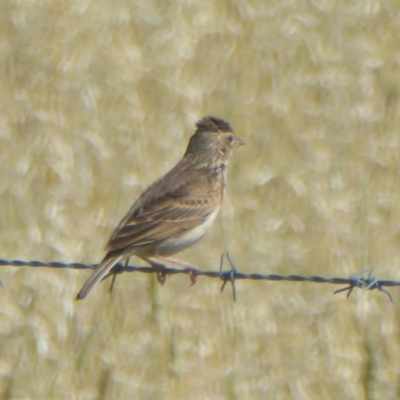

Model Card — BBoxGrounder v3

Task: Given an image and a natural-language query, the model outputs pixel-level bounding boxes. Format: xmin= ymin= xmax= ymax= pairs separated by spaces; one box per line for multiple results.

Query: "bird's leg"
xmin=157 ymin=256 xmax=197 ymax=286
xmin=143 ymin=258 xmax=168 ymax=285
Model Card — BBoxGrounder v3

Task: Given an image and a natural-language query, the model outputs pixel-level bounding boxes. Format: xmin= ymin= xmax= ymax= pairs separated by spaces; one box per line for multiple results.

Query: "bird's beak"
xmin=233 ymin=136 xmax=245 ymax=148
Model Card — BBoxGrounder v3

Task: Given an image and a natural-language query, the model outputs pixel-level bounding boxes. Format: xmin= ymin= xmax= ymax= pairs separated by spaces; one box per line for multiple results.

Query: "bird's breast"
xmin=153 ymin=207 xmax=220 ymax=256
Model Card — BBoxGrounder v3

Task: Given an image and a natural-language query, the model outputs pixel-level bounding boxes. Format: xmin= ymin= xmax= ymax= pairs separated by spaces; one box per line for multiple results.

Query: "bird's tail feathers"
xmin=76 ymin=255 xmax=123 ymax=300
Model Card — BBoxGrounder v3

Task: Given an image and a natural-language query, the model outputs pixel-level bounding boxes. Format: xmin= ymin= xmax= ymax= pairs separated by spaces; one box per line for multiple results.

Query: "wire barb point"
xmin=219 ymin=252 xmax=237 ymax=302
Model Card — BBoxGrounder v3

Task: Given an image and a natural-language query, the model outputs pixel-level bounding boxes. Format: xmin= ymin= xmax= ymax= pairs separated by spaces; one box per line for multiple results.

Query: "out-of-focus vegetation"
xmin=1 ymin=1 xmax=400 ymax=398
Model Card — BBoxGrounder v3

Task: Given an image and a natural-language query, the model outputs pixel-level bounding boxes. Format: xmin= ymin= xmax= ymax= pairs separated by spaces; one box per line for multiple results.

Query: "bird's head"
xmin=185 ymin=116 xmax=245 ymax=165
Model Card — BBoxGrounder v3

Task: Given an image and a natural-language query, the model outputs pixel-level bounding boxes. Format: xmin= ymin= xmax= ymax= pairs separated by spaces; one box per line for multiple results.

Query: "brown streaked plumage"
xmin=76 ymin=116 xmax=244 ymax=300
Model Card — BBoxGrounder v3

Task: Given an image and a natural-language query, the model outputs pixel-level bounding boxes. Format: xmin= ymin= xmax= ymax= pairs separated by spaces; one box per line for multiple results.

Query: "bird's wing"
xmin=105 ymin=169 xmax=221 ymax=253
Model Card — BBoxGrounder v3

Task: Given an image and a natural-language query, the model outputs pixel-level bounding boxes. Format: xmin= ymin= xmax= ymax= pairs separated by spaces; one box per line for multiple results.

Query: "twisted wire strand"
xmin=0 ymin=256 xmax=398 ymax=302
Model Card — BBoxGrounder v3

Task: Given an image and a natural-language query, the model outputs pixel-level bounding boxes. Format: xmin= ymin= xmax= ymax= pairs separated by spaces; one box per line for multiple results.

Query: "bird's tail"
xmin=76 ymin=255 xmax=123 ymax=300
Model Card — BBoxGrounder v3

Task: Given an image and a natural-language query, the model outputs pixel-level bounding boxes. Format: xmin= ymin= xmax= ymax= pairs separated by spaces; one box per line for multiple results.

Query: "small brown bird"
xmin=76 ymin=116 xmax=244 ymax=299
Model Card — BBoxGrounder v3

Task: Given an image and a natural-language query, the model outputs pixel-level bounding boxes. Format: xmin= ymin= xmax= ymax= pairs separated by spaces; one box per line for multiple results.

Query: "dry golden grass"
xmin=1 ymin=0 xmax=400 ymax=398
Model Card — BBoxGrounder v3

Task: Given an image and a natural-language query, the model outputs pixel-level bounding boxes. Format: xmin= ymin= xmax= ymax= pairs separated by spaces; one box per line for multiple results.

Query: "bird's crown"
xmin=195 ymin=116 xmax=233 ymax=133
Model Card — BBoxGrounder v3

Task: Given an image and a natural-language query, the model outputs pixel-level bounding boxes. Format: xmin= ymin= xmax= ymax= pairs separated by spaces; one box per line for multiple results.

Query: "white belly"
xmin=156 ymin=207 xmax=220 ymax=255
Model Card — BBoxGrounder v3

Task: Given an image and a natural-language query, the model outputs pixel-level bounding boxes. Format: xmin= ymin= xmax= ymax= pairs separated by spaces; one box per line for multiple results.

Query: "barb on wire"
xmin=220 ymin=252 xmax=237 ymax=302
xmin=333 ymin=268 xmax=394 ymax=303
xmin=106 ymin=258 xmax=129 ymax=293
xmin=0 ymin=258 xmax=399 ymax=302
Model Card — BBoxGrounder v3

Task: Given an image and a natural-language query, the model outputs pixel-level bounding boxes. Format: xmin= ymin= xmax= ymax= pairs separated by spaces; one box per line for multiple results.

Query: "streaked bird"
xmin=76 ymin=116 xmax=244 ymax=299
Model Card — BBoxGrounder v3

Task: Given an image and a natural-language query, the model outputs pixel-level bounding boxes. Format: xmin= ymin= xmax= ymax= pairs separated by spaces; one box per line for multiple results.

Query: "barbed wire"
xmin=0 ymin=254 xmax=399 ymax=302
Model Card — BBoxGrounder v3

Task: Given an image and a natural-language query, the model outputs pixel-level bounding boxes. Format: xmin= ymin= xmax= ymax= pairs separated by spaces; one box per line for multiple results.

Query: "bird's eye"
xmin=227 ymin=135 xmax=234 ymax=143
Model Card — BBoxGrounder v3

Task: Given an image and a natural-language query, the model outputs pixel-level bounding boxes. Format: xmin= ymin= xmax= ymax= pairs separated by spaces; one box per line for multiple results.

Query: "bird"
xmin=76 ymin=116 xmax=244 ymax=299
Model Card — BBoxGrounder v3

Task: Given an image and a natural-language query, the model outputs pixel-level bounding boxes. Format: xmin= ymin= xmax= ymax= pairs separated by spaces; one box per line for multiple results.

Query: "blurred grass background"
xmin=1 ymin=0 xmax=400 ymax=399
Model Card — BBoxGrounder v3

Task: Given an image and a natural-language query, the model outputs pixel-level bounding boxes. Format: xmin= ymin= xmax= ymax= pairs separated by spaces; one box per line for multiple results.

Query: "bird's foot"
xmin=157 ymin=256 xmax=197 ymax=286
xmin=146 ymin=259 xmax=168 ymax=285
